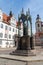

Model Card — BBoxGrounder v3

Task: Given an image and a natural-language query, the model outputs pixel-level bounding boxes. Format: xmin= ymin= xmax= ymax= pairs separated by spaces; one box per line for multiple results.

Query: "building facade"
xmin=35 ymin=14 xmax=43 ymax=46
xmin=0 ymin=9 xmax=23 ymax=48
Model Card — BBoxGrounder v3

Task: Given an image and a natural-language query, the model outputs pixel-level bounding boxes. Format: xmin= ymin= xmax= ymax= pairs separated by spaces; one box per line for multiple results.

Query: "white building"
xmin=0 ymin=9 xmax=23 ymax=48
xmin=35 ymin=14 xmax=43 ymax=46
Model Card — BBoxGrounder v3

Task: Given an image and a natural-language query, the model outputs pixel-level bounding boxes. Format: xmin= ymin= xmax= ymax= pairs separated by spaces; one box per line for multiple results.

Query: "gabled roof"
xmin=3 ymin=13 xmax=11 ymax=25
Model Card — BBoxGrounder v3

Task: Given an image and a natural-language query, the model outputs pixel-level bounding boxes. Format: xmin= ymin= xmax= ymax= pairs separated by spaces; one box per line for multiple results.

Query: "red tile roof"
xmin=3 ymin=13 xmax=11 ymax=25
xmin=35 ymin=32 xmax=43 ymax=37
xmin=16 ymin=22 xmax=22 ymax=26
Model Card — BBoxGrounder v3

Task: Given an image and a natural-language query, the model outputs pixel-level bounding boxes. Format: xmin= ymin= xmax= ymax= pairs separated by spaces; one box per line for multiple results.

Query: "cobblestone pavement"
xmin=0 ymin=46 xmax=43 ymax=65
xmin=0 ymin=47 xmax=17 ymax=54
xmin=31 ymin=46 xmax=43 ymax=56
xmin=0 ymin=46 xmax=43 ymax=56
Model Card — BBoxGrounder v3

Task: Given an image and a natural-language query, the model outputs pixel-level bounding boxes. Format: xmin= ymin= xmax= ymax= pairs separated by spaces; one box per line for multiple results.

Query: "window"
xmin=9 ymin=34 xmax=11 ymax=39
xmin=12 ymin=35 xmax=14 ymax=39
xmin=6 ymin=42 xmax=9 ymax=45
xmin=10 ymin=43 xmax=12 ymax=44
xmin=9 ymin=27 xmax=11 ymax=31
xmin=0 ymin=33 xmax=3 ymax=38
xmin=38 ymin=24 xmax=39 ymax=27
xmin=13 ymin=28 xmax=14 ymax=32
xmin=1 ymin=24 xmax=3 ymax=28
xmin=38 ymin=29 xmax=40 ymax=32
xmin=5 ymin=26 xmax=7 ymax=30
xmin=16 ymin=30 xmax=17 ymax=33
xmin=5 ymin=34 xmax=7 ymax=38
xmin=0 ymin=16 xmax=1 ymax=19
xmin=0 ymin=40 xmax=2 ymax=45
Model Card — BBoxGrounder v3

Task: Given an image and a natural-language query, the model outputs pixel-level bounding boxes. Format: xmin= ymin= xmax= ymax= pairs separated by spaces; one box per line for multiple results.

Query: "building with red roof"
xmin=0 ymin=9 xmax=23 ymax=48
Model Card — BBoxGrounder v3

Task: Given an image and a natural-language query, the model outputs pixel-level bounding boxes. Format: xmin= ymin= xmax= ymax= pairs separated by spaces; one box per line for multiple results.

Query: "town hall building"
xmin=0 ymin=9 xmax=23 ymax=48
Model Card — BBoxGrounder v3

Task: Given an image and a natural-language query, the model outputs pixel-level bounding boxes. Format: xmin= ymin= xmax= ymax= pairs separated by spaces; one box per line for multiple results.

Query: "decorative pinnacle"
xmin=21 ymin=8 xmax=24 ymax=14
xmin=9 ymin=11 xmax=13 ymax=17
xmin=28 ymin=8 xmax=30 ymax=15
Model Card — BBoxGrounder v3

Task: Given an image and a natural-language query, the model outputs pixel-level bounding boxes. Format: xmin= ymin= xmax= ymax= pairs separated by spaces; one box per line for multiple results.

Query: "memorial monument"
xmin=10 ymin=8 xmax=34 ymax=56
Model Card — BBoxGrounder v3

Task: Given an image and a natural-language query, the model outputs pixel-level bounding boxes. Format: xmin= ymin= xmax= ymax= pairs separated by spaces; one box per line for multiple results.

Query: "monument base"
xmin=10 ymin=50 xmax=36 ymax=56
xmin=30 ymin=37 xmax=34 ymax=50
xmin=10 ymin=36 xmax=35 ymax=56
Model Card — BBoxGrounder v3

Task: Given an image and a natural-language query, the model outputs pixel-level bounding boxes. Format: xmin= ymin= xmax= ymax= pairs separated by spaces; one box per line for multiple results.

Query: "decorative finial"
xmin=21 ymin=8 xmax=24 ymax=14
xmin=36 ymin=14 xmax=40 ymax=20
xmin=27 ymin=8 xmax=30 ymax=15
xmin=9 ymin=11 xmax=13 ymax=17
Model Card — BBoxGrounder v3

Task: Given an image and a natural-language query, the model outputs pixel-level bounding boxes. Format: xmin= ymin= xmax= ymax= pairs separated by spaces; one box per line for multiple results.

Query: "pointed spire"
xmin=27 ymin=8 xmax=30 ymax=15
xmin=26 ymin=8 xmax=30 ymax=17
xmin=21 ymin=8 xmax=24 ymax=14
xmin=9 ymin=11 xmax=13 ymax=17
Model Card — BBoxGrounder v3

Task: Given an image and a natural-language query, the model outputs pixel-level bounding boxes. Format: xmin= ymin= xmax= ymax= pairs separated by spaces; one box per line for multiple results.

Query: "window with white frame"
xmin=5 ymin=34 xmax=7 ymax=38
xmin=5 ymin=25 xmax=7 ymax=30
xmin=0 ymin=16 xmax=1 ymax=19
xmin=13 ymin=28 xmax=14 ymax=32
xmin=1 ymin=24 xmax=3 ymax=28
xmin=0 ymin=33 xmax=3 ymax=38
xmin=0 ymin=40 xmax=2 ymax=45
xmin=12 ymin=35 xmax=14 ymax=39
xmin=9 ymin=34 xmax=11 ymax=39
xmin=9 ymin=27 xmax=11 ymax=31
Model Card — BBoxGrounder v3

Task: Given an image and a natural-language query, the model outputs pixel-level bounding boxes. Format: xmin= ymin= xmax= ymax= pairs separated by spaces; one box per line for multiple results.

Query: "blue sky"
xmin=0 ymin=0 xmax=43 ymax=34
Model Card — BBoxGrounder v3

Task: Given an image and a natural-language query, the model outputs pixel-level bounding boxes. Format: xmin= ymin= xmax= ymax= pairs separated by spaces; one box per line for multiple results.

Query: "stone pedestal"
xmin=30 ymin=37 xmax=34 ymax=49
xmin=17 ymin=36 xmax=30 ymax=50
xmin=0 ymin=55 xmax=43 ymax=65
xmin=10 ymin=36 xmax=35 ymax=56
